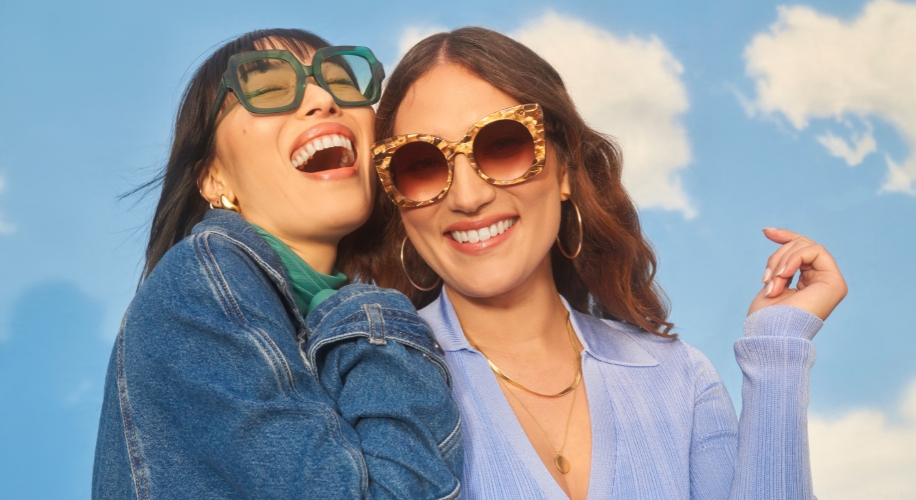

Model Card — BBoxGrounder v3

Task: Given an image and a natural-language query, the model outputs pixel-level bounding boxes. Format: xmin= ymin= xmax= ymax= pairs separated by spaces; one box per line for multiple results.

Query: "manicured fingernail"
xmin=766 ymin=280 xmax=774 ymax=296
xmin=776 ymin=264 xmax=786 ymax=276
xmin=762 ymin=268 xmax=772 ymax=283
xmin=763 ymin=227 xmax=777 ymax=232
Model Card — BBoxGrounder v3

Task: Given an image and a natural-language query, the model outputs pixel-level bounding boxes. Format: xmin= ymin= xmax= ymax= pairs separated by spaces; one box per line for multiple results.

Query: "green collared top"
xmin=250 ymin=224 xmax=347 ymax=315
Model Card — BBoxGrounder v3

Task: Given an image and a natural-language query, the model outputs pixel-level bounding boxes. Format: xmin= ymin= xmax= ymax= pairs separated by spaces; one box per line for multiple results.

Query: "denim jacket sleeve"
xmin=92 ymin=232 xmax=460 ymax=499
xmin=305 ymin=284 xmax=463 ymax=500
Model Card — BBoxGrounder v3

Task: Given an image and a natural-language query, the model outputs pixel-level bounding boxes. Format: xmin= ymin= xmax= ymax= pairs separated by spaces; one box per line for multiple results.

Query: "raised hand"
xmin=748 ymin=228 xmax=848 ymax=320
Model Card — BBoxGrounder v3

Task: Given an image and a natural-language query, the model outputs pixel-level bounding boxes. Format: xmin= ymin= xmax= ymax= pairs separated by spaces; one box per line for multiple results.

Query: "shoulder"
xmin=129 ymin=231 xmax=292 ymax=340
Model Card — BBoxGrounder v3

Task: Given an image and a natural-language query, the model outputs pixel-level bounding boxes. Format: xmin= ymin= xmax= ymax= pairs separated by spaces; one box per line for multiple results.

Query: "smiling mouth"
xmin=290 ymin=134 xmax=356 ymax=173
xmin=449 ymin=217 xmax=517 ymax=243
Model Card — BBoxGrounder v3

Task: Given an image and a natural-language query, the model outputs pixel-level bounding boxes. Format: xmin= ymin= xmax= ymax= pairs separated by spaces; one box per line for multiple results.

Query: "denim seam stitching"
xmin=308 ymin=331 xmax=373 ymax=368
xmin=312 ymin=303 xmax=430 ymax=326
xmin=316 ymin=404 xmax=370 ymax=494
xmin=195 ymin=233 xmax=368 ymax=484
xmin=307 ymin=332 xmax=452 ymax=386
xmin=197 ymin=234 xmax=299 ymax=398
xmin=436 ymin=481 xmax=462 ymax=500
xmin=438 ymin=413 xmax=462 ymax=452
xmin=364 ymin=303 xmax=387 ymax=345
xmin=116 ymin=326 xmax=151 ymax=500
xmin=203 ymin=229 xmax=307 ymax=329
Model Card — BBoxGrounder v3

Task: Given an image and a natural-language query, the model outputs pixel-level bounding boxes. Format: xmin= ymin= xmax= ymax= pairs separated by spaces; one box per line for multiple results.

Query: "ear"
xmin=558 ymin=163 xmax=572 ymax=202
xmin=198 ymin=156 xmax=234 ymax=208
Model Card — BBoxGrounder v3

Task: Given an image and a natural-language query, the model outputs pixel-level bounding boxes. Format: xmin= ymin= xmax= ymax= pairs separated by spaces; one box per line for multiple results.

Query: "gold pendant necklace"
xmin=504 ymin=373 xmax=579 ymax=474
xmin=465 ymin=308 xmax=582 ymax=474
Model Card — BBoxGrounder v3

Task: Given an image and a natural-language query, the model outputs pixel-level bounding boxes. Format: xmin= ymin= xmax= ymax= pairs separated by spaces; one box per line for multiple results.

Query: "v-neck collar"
xmin=419 ymin=289 xmax=639 ymax=499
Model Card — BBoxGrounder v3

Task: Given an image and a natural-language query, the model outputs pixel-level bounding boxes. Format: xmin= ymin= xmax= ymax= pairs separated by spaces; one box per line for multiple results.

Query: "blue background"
xmin=1 ymin=0 xmax=913 ymax=497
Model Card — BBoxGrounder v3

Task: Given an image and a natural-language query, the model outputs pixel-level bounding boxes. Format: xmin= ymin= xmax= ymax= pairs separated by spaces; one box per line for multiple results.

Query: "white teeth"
xmin=450 ymin=218 xmax=517 ymax=244
xmin=289 ymin=134 xmax=355 ymax=169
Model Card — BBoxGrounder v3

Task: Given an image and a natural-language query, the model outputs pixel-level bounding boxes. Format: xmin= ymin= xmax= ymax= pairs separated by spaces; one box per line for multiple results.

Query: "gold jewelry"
xmin=219 ymin=194 xmax=239 ymax=213
xmin=400 ymin=236 xmax=442 ymax=291
xmin=461 ymin=301 xmax=583 ymax=473
xmin=556 ymin=199 xmax=582 ymax=259
xmin=504 ymin=366 xmax=579 ymax=474
xmin=470 ymin=314 xmax=581 ymax=398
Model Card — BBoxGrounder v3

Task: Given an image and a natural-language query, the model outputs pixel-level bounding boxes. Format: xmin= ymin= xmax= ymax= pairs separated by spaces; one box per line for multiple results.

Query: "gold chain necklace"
xmin=472 ymin=314 xmax=581 ymax=398
xmin=465 ymin=309 xmax=583 ymax=473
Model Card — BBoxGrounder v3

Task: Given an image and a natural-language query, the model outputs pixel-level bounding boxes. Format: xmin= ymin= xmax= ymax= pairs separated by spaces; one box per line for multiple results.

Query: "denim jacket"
xmin=92 ymin=209 xmax=463 ymax=499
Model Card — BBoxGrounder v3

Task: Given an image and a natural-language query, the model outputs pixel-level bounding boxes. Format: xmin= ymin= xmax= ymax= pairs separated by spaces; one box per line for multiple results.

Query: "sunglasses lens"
xmin=391 ymin=142 xmax=450 ymax=202
xmin=321 ymin=54 xmax=375 ymax=104
xmin=236 ymin=59 xmax=298 ymax=110
xmin=473 ymin=120 xmax=535 ymax=181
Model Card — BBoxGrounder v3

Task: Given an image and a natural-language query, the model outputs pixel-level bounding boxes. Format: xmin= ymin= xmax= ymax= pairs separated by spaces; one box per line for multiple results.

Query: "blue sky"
xmin=1 ymin=0 xmax=914 ymax=497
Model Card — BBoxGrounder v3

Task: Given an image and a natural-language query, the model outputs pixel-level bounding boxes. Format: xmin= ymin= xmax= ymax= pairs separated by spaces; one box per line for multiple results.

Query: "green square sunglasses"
xmin=207 ymin=46 xmax=385 ymax=129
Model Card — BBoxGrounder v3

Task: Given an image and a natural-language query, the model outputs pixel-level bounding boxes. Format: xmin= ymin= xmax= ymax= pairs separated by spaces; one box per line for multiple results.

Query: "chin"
xmin=443 ymin=267 xmax=528 ymax=299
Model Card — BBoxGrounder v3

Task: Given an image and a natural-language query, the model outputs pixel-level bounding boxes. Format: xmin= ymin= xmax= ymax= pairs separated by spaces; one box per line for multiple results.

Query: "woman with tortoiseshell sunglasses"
xmin=361 ymin=27 xmax=847 ymax=499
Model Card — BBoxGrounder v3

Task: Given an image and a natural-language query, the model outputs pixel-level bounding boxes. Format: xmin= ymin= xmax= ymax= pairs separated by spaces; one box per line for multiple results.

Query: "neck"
xmin=446 ymin=257 xmax=570 ymax=358
xmin=284 ymin=239 xmax=338 ymax=275
xmin=246 ymin=217 xmax=340 ymax=274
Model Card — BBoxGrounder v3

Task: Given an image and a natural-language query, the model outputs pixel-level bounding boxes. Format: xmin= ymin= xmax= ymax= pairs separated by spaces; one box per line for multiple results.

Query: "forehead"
xmin=252 ymin=37 xmax=315 ymax=65
xmin=393 ymin=63 xmax=521 ymax=141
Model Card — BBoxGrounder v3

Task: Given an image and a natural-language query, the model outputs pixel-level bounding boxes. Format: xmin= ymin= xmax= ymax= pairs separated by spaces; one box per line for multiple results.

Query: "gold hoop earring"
xmin=556 ymin=199 xmax=582 ymax=259
xmin=400 ymin=236 xmax=442 ymax=292
xmin=219 ymin=194 xmax=239 ymax=213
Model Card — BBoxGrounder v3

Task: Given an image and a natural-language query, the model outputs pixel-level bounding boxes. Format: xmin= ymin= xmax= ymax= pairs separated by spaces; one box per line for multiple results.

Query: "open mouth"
xmin=290 ymin=134 xmax=356 ymax=173
xmin=449 ymin=217 xmax=517 ymax=243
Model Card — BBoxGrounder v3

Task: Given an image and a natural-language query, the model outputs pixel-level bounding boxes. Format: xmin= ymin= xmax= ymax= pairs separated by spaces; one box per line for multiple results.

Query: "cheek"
xmin=400 ymin=206 xmax=439 ymax=247
xmin=217 ymin=115 xmax=281 ymax=169
xmin=354 ymin=109 xmax=376 ymax=144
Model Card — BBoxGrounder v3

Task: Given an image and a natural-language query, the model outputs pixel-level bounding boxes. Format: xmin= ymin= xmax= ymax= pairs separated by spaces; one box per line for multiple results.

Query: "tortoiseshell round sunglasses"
xmin=372 ymin=103 xmax=547 ymax=207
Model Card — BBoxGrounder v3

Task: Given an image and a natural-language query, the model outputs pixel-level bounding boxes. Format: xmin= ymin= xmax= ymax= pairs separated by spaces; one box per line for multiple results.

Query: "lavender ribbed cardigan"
xmin=419 ymin=290 xmax=822 ymax=499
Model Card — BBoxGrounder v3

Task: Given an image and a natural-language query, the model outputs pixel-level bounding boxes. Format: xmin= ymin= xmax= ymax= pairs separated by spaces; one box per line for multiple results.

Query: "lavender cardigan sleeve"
xmin=690 ymin=305 xmax=823 ymax=499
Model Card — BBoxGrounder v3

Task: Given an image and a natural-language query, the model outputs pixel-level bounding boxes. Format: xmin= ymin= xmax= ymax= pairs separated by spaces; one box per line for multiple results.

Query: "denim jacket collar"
xmin=422 ymin=287 xmax=658 ymax=367
xmin=192 ymin=209 xmax=307 ymax=330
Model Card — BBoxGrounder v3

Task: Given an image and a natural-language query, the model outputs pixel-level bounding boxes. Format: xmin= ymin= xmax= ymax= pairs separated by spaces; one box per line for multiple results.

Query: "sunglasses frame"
xmin=206 ymin=46 xmax=384 ymax=130
xmin=372 ymin=103 xmax=546 ymax=208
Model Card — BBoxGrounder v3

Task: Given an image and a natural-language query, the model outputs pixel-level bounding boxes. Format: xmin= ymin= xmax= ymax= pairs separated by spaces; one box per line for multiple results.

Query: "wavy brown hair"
xmin=346 ymin=27 xmax=674 ymax=337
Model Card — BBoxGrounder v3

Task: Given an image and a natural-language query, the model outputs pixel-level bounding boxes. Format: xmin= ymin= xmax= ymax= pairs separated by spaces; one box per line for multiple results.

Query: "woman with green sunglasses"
xmin=93 ymin=28 xmax=462 ymax=499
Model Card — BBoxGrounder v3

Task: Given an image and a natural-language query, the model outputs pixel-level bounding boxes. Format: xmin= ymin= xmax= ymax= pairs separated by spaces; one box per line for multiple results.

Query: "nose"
xmin=446 ymin=154 xmax=496 ymax=214
xmin=297 ymin=77 xmax=340 ymax=118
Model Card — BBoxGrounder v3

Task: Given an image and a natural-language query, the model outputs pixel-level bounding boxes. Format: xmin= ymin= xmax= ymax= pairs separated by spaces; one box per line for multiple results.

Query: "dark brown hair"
xmin=136 ymin=28 xmax=383 ymax=280
xmin=354 ymin=27 xmax=674 ymax=337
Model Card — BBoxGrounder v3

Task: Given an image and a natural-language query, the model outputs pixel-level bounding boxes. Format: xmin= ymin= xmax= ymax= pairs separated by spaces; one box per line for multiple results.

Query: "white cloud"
xmin=810 ymin=378 xmax=916 ymax=498
xmin=816 ymin=124 xmax=877 ymax=167
xmin=744 ymin=0 xmax=916 ymax=194
xmin=514 ymin=13 xmax=695 ymax=218
xmin=0 ymin=175 xmax=16 ymax=235
xmin=395 ymin=14 xmax=696 ymax=218
xmin=397 ymin=25 xmax=447 ymax=59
